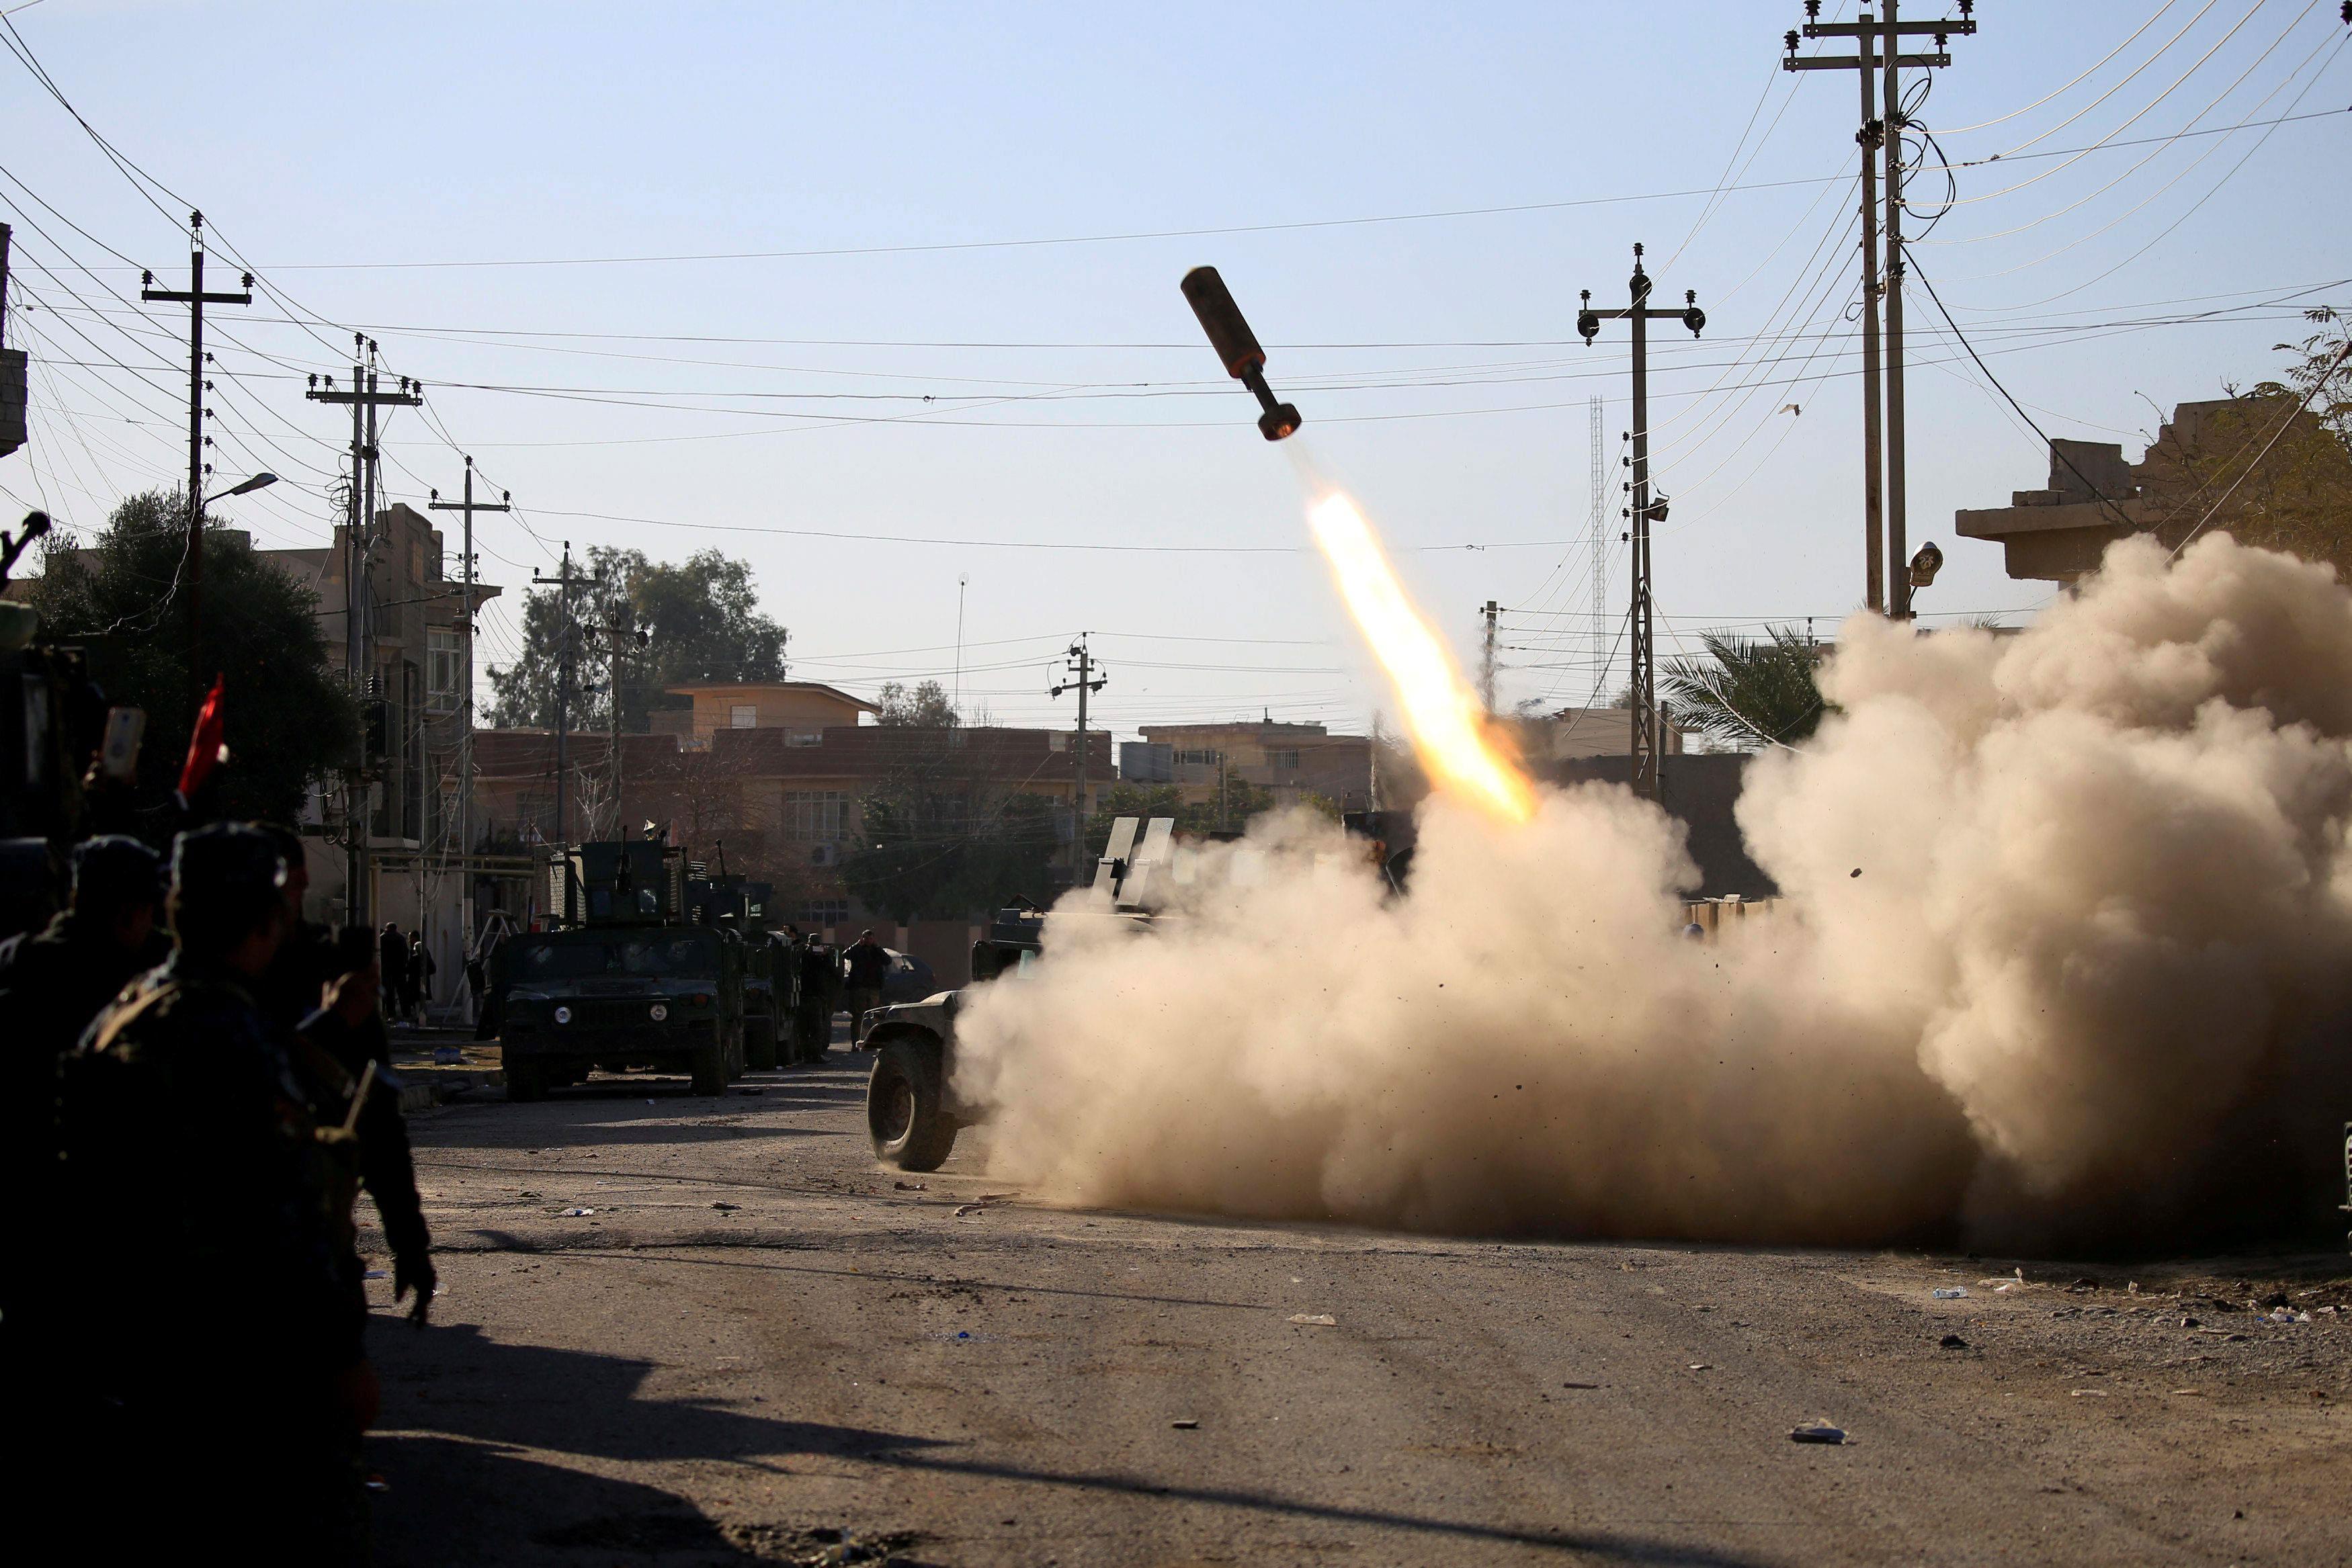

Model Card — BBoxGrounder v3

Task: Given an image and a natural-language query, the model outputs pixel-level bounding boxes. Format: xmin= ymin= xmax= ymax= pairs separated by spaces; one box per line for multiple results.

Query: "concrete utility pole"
xmin=1050 ymin=635 xmax=1107 ymax=883
xmin=534 ymin=545 xmax=595 ymax=853
xmin=306 ymin=342 xmax=419 ymax=927
xmin=1476 ymin=600 xmax=1501 ymax=716
xmin=1577 ymin=244 xmax=1708 ymax=803
xmin=1785 ymin=0 xmax=1975 ymax=615
xmin=429 ymin=456 xmax=509 ymax=957
xmin=140 ymin=212 xmax=250 ymax=715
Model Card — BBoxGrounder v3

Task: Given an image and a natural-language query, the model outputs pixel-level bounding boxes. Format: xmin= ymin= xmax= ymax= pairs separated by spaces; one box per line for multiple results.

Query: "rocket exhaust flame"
xmin=1306 ymin=488 xmax=1536 ymax=824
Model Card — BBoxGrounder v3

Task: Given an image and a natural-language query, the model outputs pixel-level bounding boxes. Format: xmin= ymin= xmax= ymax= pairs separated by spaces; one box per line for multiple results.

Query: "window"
xmin=801 ymin=899 xmax=849 ymax=927
xmin=1176 ymin=748 xmax=1220 ymax=767
xmin=730 ymin=704 xmax=757 ymax=729
xmin=427 ymin=629 xmax=460 ymax=711
xmin=1267 ymin=749 xmax=1302 ymax=771
xmin=784 ymin=789 xmax=849 ymax=842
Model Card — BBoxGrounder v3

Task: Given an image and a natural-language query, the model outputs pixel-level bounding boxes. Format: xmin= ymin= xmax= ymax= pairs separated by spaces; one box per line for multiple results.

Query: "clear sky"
xmin=3 ymin=1 xmax=2345 ymax=740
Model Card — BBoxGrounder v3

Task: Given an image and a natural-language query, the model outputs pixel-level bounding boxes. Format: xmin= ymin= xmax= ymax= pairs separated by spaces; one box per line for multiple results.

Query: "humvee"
xmin=862 ymin=816 xmax=1170 ymax=1169
xmin=499 ymin=841 xmax=748 ymax=1099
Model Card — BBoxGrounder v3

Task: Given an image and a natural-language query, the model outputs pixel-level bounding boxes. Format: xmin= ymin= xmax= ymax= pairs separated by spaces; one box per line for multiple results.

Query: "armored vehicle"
xmin=862 ymin=817 xmax=1169 ymax=1170
xmin=499 ymin=841 xmax=747 ymax=1099
xmin=685 ymin=873 xmax=790 ymax=1070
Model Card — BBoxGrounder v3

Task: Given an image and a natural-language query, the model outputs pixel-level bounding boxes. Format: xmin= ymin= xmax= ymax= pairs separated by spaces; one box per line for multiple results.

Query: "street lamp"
xmin=202 ymin=471 xmax=277 ymax=505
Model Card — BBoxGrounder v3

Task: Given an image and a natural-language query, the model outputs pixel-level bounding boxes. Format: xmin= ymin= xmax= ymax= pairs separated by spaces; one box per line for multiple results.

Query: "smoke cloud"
xmin=951 ymin=535 xmax=2352 ymax=1249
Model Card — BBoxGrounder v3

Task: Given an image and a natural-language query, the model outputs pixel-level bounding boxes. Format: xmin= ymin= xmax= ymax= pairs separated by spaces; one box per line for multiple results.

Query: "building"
xmin=262 ymin=500 xmax=501 ymax=993
xmin=654 ymin=680 xmax=877 ymax=742
xmin=468 ymin=699 xmax=1114 ymax=934
xmin=1955 ymin=397 xmax=2346 ymax=582
xmin=1128 ymin=720 xmax=1376 ymax=811
xmin=1513 ymin=706 xmax=1687 ymax=764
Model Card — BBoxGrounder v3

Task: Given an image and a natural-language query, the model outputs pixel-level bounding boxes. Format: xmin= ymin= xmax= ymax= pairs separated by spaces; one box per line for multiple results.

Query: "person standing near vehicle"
xmin=378 ymin=921 xmax=411 ymax=1022
xmin=841 ymin=928 xmax=890 ymax=1046
xmin=409 ymin=940 xmax=436 ymax=1022
xmin=62 ymin=824 xmax=376 ymax=1562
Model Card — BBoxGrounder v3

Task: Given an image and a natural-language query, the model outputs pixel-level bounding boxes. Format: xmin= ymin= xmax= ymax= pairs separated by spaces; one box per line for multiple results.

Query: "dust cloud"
xmin=952 ymin=535 xmax=2352 ymax=1249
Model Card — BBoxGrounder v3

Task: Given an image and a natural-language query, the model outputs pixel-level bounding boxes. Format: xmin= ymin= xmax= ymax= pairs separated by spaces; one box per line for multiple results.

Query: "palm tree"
xmin=1661 ymin=626 xmax=1829 ymax=750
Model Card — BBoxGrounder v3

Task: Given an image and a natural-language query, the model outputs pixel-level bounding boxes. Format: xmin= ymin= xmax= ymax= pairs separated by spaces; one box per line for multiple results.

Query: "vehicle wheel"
xmin=868 ymin=1039 xmax=956 ymax=1170
xmin=689 ymin=1041 xmax=727 ymax=1095
xmin=744 ymin=1016 xmax=778 ymax=1071
xmin=505 ymin=1059 xmax=547 ymax=1102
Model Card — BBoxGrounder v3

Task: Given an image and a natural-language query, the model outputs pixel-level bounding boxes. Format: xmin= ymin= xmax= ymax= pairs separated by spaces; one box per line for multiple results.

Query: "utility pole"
xmin=1578 ymin=244 xmax=1708 ymax=803
xmin=1786 ymin=0 xmax=1975 ymax=614
xmin=534 ymin=545 xmax=595 ymax=853
xmin=140 ymin=212 xmax=250 ymax=715
xmin=1476 ymin=600 xmax=1500 ymax=716
xmin=1050 ymin=635 xmax=1107 ymax=884
xmin=429 ymin=457 xmax=509 ymax=961
xmin=306 ymin=342 xmax=420 ymax=927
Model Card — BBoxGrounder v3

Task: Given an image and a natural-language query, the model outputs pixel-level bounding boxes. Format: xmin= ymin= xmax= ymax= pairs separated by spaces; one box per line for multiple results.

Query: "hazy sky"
xmin=3 ymin=1 xmax=2345 ymax=740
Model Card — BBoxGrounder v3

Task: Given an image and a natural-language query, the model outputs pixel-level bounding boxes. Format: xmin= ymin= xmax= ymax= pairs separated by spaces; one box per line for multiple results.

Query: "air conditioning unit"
xmin=810 ymin=842 xmax=837 ymax=867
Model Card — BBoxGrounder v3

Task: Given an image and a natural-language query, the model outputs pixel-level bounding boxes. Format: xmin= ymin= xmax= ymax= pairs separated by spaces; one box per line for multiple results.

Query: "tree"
xmin=841 ymin=785 xmax=1059 ymax=923
xmin=29 ymin=489 xmax=354 ymax=826
xmin=486 ymin=547 xmax=788 ymax=732
xmin=1661 ymin=626 xmax=1829 ymax=751
xmin=876 ymin=679 xmax=958 ymax=727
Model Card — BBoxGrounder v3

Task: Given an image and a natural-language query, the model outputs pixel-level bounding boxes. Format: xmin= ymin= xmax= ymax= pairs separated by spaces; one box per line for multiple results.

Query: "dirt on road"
xmin=356 ymin=1057 xmax=2352 ymax=1567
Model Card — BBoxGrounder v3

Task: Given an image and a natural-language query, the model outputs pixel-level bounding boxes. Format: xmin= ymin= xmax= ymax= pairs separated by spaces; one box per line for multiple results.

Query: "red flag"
xmin=177 ymin=677 xmax=228 ymax=803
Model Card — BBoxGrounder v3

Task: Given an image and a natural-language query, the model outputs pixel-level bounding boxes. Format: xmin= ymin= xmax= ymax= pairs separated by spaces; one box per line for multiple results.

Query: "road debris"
xmin=561 ymin=1207 xmax=595 ymax=1217
xmin=1687 ymin=1362 xmax=1713 ymax=1372
xmin=2070 ymin=1389 xmax=2109 ymax=1398
xmin=953 ymin=1203 xmax=988 ymax=1217
xmin=1171 ymin=1418 xmax=1200 ymax=1429
xmin=1939 ymin=1334 xmax=1969 ymax=1350
xmin=1790 ymin=1421 xmax=1847 ymax=1444
xmin=712 ymin=1201 xmax=741 ymax=1211
xmin=1562 ymin=1381 xmax=1602 ymax=1390
xmin=1288 ymin=1313 xmax=1337 ymax=1326
xmin=1933 ymin=1287 xmax=1969 ymax=1299
xmin=893 ymin=1180 xmax=925 ymax=1190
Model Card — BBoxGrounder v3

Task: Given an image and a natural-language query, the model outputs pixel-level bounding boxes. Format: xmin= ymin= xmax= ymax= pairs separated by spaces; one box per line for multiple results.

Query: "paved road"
xmin=362 ymin=1051 xmax=2352 ymax=1567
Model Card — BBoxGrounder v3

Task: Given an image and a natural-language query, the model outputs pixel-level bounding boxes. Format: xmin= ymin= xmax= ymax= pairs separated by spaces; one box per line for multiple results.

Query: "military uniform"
xmin=60 ymin=827 xmax=371 ymax=1565
xmin=0 ymin=838 xmax=165 ymax=1389
xmin=263 ymin=921 xmax=436 ymax=1316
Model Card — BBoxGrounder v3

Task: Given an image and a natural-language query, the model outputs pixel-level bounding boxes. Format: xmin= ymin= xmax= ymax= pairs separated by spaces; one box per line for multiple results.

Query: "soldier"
xmin=63 ymin=824 xmax=376 ymax=1563
xmin=795 ymin=930 xmax=839 ymax=1064
xmin=0 ymin=835 xmax=165 ymax=1488
xmin=258 ymin=826 xmax=438 ymax=1326
xmin=841 ymin=928 xmax=890 ymax=1045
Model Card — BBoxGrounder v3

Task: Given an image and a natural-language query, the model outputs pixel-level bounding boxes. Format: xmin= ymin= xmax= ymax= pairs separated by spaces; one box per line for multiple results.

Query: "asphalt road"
xmin=361 ymin=1047 xmax=2352 ymax=1567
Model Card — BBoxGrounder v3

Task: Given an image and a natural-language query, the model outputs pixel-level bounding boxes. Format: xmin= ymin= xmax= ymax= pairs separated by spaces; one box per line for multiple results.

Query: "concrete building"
xmin=1955 ymin=397 xmax=2341 ymax=582
xmin=1129 ymin=720 xmax=1376 ymax=811
xmin=1514 ymin=706 xmax=1687 ymax=764
xmin=468 ymin=707 xmax=1114 ymax=936
xmin=653 ymin=680 xmax=877 ymax=742
xmin=261 ymin=500 xmax=501 ymax=998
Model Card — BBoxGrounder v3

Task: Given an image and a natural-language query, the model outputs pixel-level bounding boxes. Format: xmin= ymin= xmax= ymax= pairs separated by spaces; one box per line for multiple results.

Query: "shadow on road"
xmin=369 ymin=1319 xmax=947 ymax=1565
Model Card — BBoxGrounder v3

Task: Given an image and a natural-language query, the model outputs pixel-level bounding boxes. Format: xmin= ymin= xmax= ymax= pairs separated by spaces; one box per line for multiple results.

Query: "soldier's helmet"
xmin=70 ymin=835 xmax=163 ymax=915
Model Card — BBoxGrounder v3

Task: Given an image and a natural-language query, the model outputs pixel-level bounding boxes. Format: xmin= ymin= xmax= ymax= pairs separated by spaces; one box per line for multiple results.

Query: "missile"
xmin=1181 ymin=265 xmax=1302 ymax=441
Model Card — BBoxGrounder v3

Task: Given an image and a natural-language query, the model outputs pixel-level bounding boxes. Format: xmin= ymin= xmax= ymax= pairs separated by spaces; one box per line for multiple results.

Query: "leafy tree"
xmin=1661 ymin=626 xmax=1829 ymax=751
xmin=486 ymin=546 xmax=787 ymax=731
xmin=840 ymin=778 xmax=1058 ymax=922
xmin=29 ymin=489 xmax=353 ymax=826
xmin=876 ymin=679 xmax=958 ymax=727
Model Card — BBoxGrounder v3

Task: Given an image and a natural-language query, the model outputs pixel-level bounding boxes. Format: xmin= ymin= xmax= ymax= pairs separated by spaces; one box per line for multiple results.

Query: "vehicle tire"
xmin=505 ymin=1058 xmax=547 ymax=1102
xmin=867 ymin=1038 xmax=956 ymax=1170
xmin=689 ymin=1040 xmax=727 ymax=1095
xmin=744 ymin=1016 xmax=778 ymax=1071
